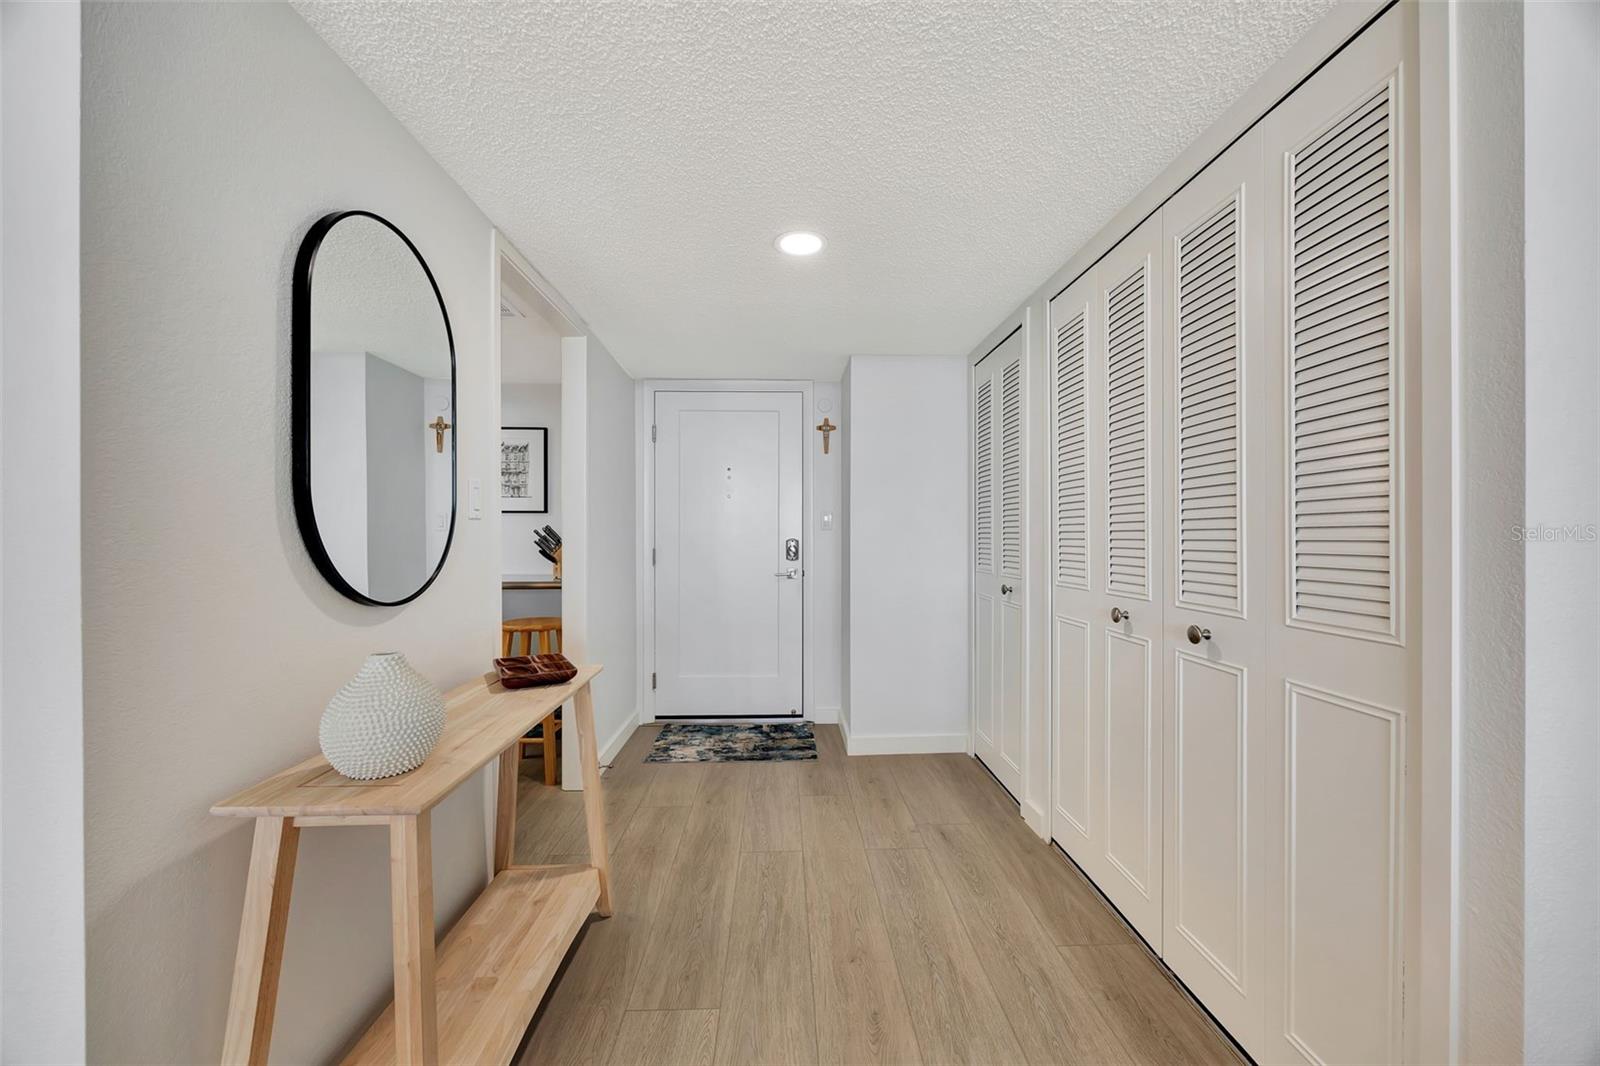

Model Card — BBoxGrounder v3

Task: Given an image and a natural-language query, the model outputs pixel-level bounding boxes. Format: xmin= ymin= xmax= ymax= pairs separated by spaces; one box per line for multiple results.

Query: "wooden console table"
xmin=212 ymin=664 xmax=610 ymax=1066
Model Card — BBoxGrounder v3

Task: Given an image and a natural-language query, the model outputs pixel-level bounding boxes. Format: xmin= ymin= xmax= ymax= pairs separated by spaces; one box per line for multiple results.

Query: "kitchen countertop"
xmin=502 ymin=574 xmax=562 ymax=591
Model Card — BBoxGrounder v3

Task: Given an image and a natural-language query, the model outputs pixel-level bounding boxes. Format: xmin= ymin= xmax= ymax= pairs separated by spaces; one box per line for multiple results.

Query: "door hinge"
xmin=651 ymin=424 xmax=657 ymax=443
xmin=651 ymin=672 xmax=657 ymax=690
xmin=651 ymin=547 xmax=656 ymax=566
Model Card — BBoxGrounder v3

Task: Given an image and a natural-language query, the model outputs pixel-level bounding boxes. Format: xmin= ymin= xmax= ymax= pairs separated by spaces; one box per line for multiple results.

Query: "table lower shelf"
xmin=342 ymin=864 xmax=601 ymax=1066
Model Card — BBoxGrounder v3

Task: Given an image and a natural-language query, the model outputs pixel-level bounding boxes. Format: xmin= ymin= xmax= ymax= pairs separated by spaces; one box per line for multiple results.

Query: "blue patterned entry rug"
xmin=646 ymin=722 xmax=818 ymax=763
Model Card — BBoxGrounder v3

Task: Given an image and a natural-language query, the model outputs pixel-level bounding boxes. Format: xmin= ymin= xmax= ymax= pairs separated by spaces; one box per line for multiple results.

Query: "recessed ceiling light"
xmin=776 ymin=231 xmax=825 ymax=256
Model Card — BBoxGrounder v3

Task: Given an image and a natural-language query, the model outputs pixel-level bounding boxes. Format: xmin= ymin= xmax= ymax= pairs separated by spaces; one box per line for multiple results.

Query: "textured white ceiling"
xmin=294 ymin=0 xmax=1336 ymax=380
xmin=310 ymin=213 xmax=450 ymax=380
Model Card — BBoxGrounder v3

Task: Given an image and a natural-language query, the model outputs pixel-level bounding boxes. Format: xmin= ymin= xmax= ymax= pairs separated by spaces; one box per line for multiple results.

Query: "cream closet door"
xmin=972 ymin=329 xmax=1026 ymax=797
xmin=1049 ymin=276 xmax=1095 ymax=860
xmin=1091 ymin=215 xmax=1166 ymax=945
xmin=1260 ymin=7 xmax=1418 ymax=1064
xmin=1159 ymin=128 xmax=1269 ymax=1051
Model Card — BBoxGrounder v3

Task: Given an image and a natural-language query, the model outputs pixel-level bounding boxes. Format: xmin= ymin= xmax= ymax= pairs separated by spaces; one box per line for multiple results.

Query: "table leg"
xmin=221 ymin=816 xmax=300 ymax=1066
xmin=494 ymin=744 xmax=519 ymax=874
xmin=543 ymin=713 xmax=559 ymax=787
xmin=572 ymin=681 xmax=613 ymax=917
xmin=388 ymin=813 xmax=438 ymax=1065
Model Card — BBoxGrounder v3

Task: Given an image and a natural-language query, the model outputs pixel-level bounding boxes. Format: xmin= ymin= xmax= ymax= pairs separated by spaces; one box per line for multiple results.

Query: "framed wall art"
xmin=500 ymin=426 xmax=549 ymax=513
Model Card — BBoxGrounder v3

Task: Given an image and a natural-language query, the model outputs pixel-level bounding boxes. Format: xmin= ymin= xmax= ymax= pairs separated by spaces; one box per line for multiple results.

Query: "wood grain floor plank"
xmin=629 ymin=798 xmax=747 ymax=1009
xmin=638 ymin=762 xmax=710 ymax=807
xmin=867 ymin=846 xmax=1026 ymax=1065
xmin=925 ymin=755 xmax=1131 ymax=946
xmin=975 ymin=810 xmax=1133 ymax=947
xmin=1059 ymin=945 xmax=1241 ymax=1066
xmin=846 ymin=756 xmax=923 ymax=849
xmin=800 ymin=795 xmax=922 ymax=1065
xmin=934 ymin=753 xmax=1021 ymax=821
xmin=714 ymin=852 xmax=817 ymax=1064
xmin=541 ymin=774 xmax=648 ymax=859
xmin=607 ymin=1010 xmax=718 ymax=1066
xmin=696 ymin=763 xmax=754 ymax=808
xmin=797 ymin=724 xmax=850 ymax=797
xmin=922 ymin=822 xmax=1133 ymax=1064
xmin=889 ymin=755 xmax=974 ymax=826
xmin=518 ymin=806 xmax=688 ymax=1064
xmin=515 ymin=726 xmax=1242 ymax=1066
xmin=514 ymin=773 xmax=584 ymax=864
xmin=743 ymin=762 xmax=803 ymax=852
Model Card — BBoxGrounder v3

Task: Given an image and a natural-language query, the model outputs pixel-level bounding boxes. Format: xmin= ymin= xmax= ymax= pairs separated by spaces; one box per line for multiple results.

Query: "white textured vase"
xmin=319 ymin=653 xmax=446 ymax=780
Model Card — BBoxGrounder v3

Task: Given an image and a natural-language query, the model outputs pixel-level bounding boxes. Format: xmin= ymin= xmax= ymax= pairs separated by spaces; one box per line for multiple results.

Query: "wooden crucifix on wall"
xmin=816 ymin=417 xmax=837 ymax=455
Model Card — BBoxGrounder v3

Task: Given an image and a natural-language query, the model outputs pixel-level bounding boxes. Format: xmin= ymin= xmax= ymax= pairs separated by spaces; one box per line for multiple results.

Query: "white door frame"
xmin=636 ymin=379 xmax=816 ymax=724
xmin=486 ymin=232 xmax=591 ymax=855
xmin=1 ymin=2 xmax=89 ymax=1055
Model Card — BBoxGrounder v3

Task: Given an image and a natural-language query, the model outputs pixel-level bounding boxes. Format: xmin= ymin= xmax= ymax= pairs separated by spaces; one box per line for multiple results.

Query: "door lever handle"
xmin=773 ymin=568 xmax=799 ymax=579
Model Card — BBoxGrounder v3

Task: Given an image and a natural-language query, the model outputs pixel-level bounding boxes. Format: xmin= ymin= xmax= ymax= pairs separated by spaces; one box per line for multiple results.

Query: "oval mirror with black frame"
xmin=292 ymin=211 xmax=457 ymax=606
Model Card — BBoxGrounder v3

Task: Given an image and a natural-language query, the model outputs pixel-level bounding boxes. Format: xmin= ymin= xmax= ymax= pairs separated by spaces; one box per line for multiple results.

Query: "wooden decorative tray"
xmin=493 ymin=653 xmax=578 ymax=689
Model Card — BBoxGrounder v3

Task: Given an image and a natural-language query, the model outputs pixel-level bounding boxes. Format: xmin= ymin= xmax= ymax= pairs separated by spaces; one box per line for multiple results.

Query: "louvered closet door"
xmin=1158 ymin=128 xmax=1269 ymax=1055
xmin=1088 ymin=213 xmax=1165 ymax=947
xmin=1259 ymin=7 xmax=1418 ymax=1064
xmin=1049 ymin=274 xmax=1096 ymax=861
xmin=972 ymin=328 xmax=1026 ymax=798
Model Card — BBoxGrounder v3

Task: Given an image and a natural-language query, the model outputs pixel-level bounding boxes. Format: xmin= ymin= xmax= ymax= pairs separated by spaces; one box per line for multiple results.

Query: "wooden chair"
xmin=501 ymin=617 xmax=564 ymax=785
xmin=502 ymin=616 xmax=562 ymax=656
xmin=521 ymin=714 xmax=562 ymax=786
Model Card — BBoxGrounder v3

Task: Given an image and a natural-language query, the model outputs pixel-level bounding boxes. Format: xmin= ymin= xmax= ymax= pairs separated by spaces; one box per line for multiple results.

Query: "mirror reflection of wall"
xmin=301 ymin=213 xmax=454 ymax=604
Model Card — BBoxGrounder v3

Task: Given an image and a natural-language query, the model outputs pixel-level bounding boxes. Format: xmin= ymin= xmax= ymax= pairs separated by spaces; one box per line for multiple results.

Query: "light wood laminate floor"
xmin=512 ymin=724 xmax=1240 ymax=1066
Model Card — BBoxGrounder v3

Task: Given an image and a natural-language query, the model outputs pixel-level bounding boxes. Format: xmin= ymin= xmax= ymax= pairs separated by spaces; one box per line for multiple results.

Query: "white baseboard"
xmin=842 ymin=731 xmax=969 ymax=756
xmin=1023 ymin=799 xmax=1049 ymax=840
xmin=810 ymin=704 xmax=840 ymax=725
xmin=599 ymin=710 xmax=636 ymax=768
xmin=836 ymin=710 xmax=851 ymax=750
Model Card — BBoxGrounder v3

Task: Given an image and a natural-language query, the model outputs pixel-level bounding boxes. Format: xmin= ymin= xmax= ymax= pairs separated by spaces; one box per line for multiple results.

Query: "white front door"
xmin=654 ymin=390 xmax=803 ymax=718
xmin=972 ymin=329 xmax=1026 ymax=798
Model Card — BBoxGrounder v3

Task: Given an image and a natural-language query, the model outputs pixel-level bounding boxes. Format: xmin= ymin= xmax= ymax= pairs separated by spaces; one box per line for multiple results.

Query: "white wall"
xmin=423 ymin=375 xmax=453 ymax=567
xmin=1455 ymin=4 xmax=1527 ymax=1061
xmin=310 ymin=352 xmax=370 ymax=587
xmin=0 ymin=1 xmax=87 ymax=1059
xmin=838 ymin=368 xmax=853 ymax=735
xmin=840 ymin=356 xmax=969 ymax=753
xmin=1522 ymin=3 xmax=1599 ymax=1061
xmin=810 ymin=382 xmax=843 ymax=720
xmin=563 ymin=338 xmax=638 ymax=766
xmin=80 ymin=4 xmax=503 ymax=1061
xmin=500 ymin=382 xmax=562 ymax=578
xmin=1449 ymin=4 xmax=1600 ymax=1061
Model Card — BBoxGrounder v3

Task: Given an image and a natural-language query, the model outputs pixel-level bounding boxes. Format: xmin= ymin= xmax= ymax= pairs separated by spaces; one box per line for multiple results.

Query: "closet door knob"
xmin=1187 ymin=625 xmax=1212 ymax=644
xmin=1000 ymin=583 xmax=1014 ymax=595
xmin=1111 ymin=607 xmax=1131 ymax=623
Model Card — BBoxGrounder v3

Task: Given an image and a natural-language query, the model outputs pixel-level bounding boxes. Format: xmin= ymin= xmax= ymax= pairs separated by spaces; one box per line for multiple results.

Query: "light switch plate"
xmin=468 ymin=478 xmax=483 ymax=519
xmin=821 ymin=512 xmax=834 ymax=531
